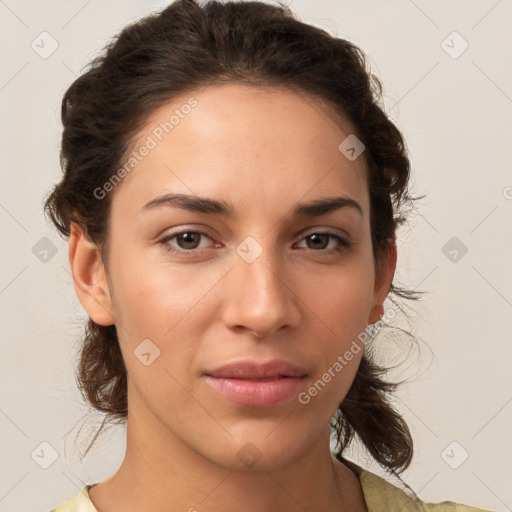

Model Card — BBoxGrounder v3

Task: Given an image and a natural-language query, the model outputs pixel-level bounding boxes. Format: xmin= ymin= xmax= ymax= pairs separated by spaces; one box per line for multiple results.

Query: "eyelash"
xmin=159 ymin=230 xmax=354 ymax=256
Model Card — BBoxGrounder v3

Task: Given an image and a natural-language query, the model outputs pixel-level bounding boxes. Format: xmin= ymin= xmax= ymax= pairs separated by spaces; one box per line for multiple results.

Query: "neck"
xmin=89 ymin=397 xmax=366 ymax=511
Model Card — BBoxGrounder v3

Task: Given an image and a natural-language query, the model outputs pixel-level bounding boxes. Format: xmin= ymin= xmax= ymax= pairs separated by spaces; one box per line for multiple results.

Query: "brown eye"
xmin=296 ymin=232 xmax=353 ymax=253
xmin=160 ymin=231 xmax=214 ymax=254
xmin=305 ymin=233 xmax=330 ymax=250
xmin=174 ymin=232 xmax=203 ymax=250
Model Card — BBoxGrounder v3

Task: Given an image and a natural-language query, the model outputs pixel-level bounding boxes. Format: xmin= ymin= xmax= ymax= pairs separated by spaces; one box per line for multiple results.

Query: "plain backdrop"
xmin=0 ymin=0 xmax=511 ymax=510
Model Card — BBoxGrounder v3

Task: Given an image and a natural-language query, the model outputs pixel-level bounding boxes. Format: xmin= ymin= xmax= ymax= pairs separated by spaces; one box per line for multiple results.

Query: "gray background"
xmin=0 ymin=0 xmax=511 ymax=510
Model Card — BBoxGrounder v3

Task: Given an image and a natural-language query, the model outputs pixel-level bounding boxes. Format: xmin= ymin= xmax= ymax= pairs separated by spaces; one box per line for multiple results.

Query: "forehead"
xmin=111 ymin=83 xmax=369 ymax=221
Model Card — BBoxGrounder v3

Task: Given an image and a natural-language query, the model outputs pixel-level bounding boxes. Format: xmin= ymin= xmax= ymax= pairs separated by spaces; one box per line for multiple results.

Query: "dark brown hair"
xmin=44 ymin=0 xmax=425 ymax=477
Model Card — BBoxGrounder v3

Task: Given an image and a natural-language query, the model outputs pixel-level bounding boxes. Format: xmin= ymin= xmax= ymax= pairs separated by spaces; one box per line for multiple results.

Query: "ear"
xmin=367 ymin=237 xmax=397 ymax=325
xmin=68 ymin=222 xmax=115 ymax=326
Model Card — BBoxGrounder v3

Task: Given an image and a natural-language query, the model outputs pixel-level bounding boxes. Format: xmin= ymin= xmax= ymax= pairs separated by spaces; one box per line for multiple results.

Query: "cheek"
xmin=107 ymin=245 xmax=226 ymax=384
xmin=107 ymin=242 xmax=205 ymax=332
xmin=310 ymin=264 xmax=375 ymax=331
xmin=305 ymin=264 xmax=373 ymax=393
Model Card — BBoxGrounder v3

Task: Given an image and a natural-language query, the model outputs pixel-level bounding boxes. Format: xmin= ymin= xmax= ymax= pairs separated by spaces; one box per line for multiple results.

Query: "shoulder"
xmin=48 ymin=485 xmax=98 ymax=512
xmin=359 ymin=468 xmax=494 ymax=512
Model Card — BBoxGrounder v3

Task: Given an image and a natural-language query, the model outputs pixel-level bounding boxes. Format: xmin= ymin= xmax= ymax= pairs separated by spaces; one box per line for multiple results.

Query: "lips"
xmin=204 ymin=359 xmax=307 ymax=408
xmin=205 ymin=359 xmax=308 ymax=379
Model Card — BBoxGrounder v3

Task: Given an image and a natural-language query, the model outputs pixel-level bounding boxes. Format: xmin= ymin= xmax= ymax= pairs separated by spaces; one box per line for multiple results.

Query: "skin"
xmin=69 ymin=83 xmax=397 ymax=512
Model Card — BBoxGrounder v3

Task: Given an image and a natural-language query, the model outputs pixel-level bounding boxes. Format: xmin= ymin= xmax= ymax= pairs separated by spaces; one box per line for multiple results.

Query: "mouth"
xmin=204 ymin=359 xmax=307 ymax=408
xmin=204 ymin=375 xmax=306 ymax=408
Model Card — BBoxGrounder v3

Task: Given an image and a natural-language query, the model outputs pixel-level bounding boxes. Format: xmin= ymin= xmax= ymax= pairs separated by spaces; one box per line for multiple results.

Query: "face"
xmin=72 ymin=83 xmax=395 ymax=471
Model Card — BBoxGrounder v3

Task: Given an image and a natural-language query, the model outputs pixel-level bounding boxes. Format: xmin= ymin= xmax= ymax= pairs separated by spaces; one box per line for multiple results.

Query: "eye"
xmin=295 ymin=231 xmax=353 ymax=254
xmin=159 ymin=230 xmax=216 ymax=254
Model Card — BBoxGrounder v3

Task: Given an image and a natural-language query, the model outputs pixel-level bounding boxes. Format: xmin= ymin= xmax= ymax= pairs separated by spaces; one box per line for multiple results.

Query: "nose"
xmin=222 ymin=242 xmax=302 ymax=338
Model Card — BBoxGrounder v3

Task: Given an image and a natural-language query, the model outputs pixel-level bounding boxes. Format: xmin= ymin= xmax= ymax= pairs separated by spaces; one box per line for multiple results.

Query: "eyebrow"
xmin=142 ymin=193 xmax=363 ymax=218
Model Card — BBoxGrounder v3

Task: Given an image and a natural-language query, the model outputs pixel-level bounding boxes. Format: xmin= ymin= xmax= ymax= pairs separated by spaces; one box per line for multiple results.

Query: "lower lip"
xmin=205 ymin=376 xmax=306 ymax=408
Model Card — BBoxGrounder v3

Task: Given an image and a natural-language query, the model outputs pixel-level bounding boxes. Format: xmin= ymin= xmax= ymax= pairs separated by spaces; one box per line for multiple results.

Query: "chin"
xmin=200 ymin=435 xmax=304 ymax=472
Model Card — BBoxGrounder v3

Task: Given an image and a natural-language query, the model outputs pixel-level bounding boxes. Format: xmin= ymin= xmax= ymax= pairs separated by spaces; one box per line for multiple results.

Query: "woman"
xmin=45 ymin=0 xmax=493 ymax=510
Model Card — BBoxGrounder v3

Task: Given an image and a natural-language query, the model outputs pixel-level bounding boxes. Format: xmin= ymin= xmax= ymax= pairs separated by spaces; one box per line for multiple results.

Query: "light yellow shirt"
xmin=48 ymin=464 xmax=494 ymax=512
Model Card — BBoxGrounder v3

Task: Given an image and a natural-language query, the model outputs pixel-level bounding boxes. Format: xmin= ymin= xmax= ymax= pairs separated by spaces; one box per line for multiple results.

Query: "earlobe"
xmin=68 ymin=222 xmax=115 ymax=326
xmin=367 ymin=238 xmax=397 ymax=325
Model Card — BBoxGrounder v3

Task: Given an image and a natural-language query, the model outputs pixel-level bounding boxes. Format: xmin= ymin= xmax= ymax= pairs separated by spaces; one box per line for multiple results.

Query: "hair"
xmin=44 ymin=0 xmax=426 ymax=478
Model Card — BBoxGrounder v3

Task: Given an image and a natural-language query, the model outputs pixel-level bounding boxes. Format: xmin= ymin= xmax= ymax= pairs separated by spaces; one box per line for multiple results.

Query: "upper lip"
xmin=205 ymin=359 xmax=307 ymax=379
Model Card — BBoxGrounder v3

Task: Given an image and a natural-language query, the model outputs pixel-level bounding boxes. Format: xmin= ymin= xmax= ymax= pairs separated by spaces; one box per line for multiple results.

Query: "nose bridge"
xmin=223 ymin=234 xmax=300 ymax=336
